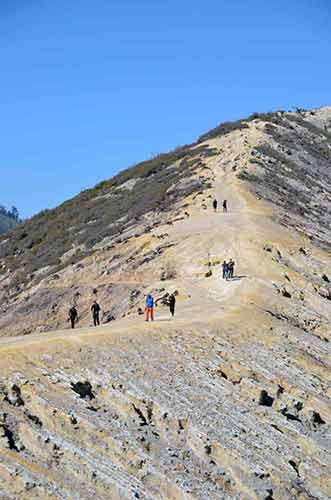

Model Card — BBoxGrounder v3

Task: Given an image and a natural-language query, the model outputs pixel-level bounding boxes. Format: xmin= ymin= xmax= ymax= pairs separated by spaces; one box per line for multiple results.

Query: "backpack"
xmin=146 ymin=296 xmax=154 ymax=308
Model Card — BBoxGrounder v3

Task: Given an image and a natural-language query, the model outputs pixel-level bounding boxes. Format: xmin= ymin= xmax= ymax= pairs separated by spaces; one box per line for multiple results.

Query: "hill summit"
xmin=0 ymin=107 xmax=330 ymax=499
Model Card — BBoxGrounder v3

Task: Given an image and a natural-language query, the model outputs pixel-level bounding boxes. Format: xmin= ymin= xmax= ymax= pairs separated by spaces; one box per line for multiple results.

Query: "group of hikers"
xmin=68 ymin=300 xmax=101 ymax=329
xmin=67 ymin=196 xmax=234 ymax=329
xmin=67 ymin=294 xmax=176 ymax=328
xmin=222 ymin=258 xmax=235 ymax=280
xmin=145 ymin=293 xmax=176 ymax=322
xmin=213 ymin=198 xmax=227 ymax=213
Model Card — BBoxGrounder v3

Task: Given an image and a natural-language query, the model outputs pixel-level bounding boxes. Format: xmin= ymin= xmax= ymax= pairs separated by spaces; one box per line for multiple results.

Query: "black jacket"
xmin=169 ymin=295 xmax=176 ymax=307
xmin=69 ymin=307 xmax=78 ymax=320
xmin=91 ymin=303 xmax=101 ymax=315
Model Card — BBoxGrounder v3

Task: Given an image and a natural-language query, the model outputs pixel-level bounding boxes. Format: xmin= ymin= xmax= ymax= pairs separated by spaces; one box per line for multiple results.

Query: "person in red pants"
xmin=145 ymin=294 xmax=154 ymax=321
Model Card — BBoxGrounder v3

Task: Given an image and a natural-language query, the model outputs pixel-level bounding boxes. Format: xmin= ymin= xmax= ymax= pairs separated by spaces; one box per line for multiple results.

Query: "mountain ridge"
xmin=0 ymin=106 xmax=331 ymax=337
xmin=0 ymin=106 xmax=330 ymax=498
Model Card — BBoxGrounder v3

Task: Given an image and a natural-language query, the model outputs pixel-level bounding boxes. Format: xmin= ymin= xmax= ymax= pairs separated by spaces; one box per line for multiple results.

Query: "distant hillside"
xmin=0 ymin=205 xmax=19 ymax=234
xmin=0 ymin=144 xmax=216 ymax=289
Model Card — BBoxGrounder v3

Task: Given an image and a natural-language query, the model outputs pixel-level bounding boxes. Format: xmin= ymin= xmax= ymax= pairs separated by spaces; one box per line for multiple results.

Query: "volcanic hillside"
xmin=0 ymin=107 xmax=330 ymax=499
xmin=1 ymin=107 xmax=331 ymax=337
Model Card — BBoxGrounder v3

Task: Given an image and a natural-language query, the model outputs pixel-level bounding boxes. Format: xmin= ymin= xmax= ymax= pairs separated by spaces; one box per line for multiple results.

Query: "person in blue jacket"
xmin=145 ymin=294 xmax=154 ymax=321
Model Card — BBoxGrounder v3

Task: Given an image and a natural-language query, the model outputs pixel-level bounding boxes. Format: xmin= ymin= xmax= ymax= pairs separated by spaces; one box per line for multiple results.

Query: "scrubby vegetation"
xmin=197 ymin=111 xmax=288 ymax=143
xmin=0 ymin=143 xmax=217 ymax=291
xmin=3 ymin=106 xmax=328 ymax=296
xmin=0 ymin=206 xmax=20 ymax=235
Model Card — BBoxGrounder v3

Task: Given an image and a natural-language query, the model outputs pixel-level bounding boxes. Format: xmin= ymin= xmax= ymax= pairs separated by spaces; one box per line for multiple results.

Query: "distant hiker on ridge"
xmin=223 ymin=200 xmax=227 ymax=213
xmin=169 ymin=293 xmax=176 ymax=317
xmin=91 ymin=300 xmax=101 ymax=326
xmin=222 ymin=260 xmax=228 ymax=280
xmin=228 ymin=258 xmax=235 ymax=279
xmin=68 ymin=305 xmax=78 ymax=329
xmin=145 ymin=294 xmax=154 ymax=322
xmin=213 ymin=199 xmax=218 ymax=212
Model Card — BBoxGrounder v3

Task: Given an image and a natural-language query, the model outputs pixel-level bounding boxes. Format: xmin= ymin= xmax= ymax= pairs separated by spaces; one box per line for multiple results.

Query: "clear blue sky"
xmin=1 ymin=0 xmax=330 ymax=218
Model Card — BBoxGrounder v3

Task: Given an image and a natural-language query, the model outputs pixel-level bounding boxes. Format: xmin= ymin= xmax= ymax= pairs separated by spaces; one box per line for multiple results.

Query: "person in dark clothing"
xmin=212 ymin=199 xmax=218 ymax=212
xmin=68 ymin=306 xmax=78 ymax=329
xmin=223 ymin=200 xmax=227 ymax=213
xmin=91 ymin=300 xmax=101 ymax=326
xmin=228 ymin=258 xmax=235 ymax=279
xmin=222 ymin=260 xmax=228 ymax=280
xmin=169 ymin=294 xmax=176 ymax=317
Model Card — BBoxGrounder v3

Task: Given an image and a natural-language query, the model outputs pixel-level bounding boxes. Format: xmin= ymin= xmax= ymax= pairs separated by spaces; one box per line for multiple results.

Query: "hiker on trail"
xmin=68 ymin=306 xmax=78 ymax=329
xmin=223 ymin=200 xmax=227 ymax=213
xmin=169 ymin=293 xmax=176 ymax=317
xmin=91 ymin=300 xmax=101 ymax=326
xmin=213 ymin=199 xmax=218 ymax=212
xmin=228 ymin=258 xmax=235 ymax=279
xmin=222 ymin=260 xmax=229 ymax=280
xmin=145 ymin=294 xmax=154 ymax=322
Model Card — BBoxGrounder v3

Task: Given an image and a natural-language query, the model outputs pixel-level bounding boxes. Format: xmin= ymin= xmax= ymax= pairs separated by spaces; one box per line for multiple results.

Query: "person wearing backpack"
xmin=145 ymin=294 xmax=154 ymax=322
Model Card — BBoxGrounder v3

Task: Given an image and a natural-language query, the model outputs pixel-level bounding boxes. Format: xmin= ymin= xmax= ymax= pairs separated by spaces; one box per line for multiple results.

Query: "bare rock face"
xmin=0 ymin=107 xmax=331 ymax=499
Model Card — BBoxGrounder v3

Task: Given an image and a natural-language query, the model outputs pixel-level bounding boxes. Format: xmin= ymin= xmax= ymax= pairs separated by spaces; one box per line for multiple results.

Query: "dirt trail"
xmin=166 ymin=164 xmax=260 ymax=321
xmin=0 ymin=166 xmax=257 ymax=351
xmin=0 ymin=152 xmax=301 ymax=349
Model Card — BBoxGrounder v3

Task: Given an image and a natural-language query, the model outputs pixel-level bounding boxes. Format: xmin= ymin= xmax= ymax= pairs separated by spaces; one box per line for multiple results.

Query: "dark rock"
xmin=311 ymin=411 xmax=325 ymax=426
xmin=317 ymin=286 xmax=331 ymax=301
xmin=26 ymin=412 xmax=43 ymax=427
xmin=132 ymin=404 xmax=148 ymax=426
xmin=264 ymin=488 xmax=274 ymax=500
xmin=259 ymin=390 xmax=274 ymax=407
xmin=104 ymin=312 xmax=116 ymax=323
xmin=71 ymin=381 xmax=95 ymax=400
xmin=276 ymin=385 xmax=284 ymax=397
xmin=281 ymin=287 xmax=292 ymax=298
xmin=280 ymin=408 xmax=301 ymax=422
xmin=294 ymin=401 xmax=303 ymax=412
xmin=288 ymin=459 xmax=300 ymax=476
xmin=5 ymin=384 xmax=24 ymax=407
xmin=0 ymin=424 xmax=20 ymax=452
